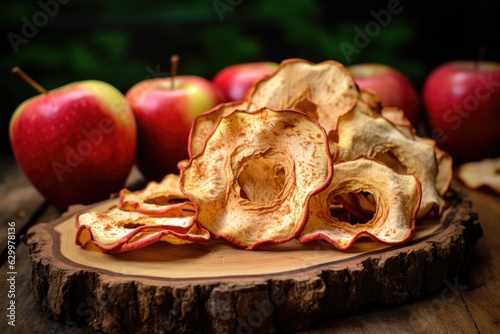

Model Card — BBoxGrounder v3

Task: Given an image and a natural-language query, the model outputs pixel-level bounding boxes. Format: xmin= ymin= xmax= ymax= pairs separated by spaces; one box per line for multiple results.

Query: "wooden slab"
xmin=26 ymin=182 xmax=482 ymax=333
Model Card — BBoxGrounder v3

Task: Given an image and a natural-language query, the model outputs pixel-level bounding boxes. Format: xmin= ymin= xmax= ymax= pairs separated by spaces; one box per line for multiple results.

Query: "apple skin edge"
xmin=126 ymin=76 xmax=223 ymax=181
xmin=9 ymin=81 xmax=137 ymax=210
xmin=423 ymin=61 xmax=500 ymax=163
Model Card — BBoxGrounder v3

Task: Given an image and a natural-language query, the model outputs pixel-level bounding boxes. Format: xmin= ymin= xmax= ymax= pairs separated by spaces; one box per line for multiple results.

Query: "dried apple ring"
xmin=119 ymin=174 xmax=193 ymax=214
xmin=75 ymin=206 xmax=208 ymax=254
xmin=379 ymin=108 xmax=453 ymax=198
xmin=181 ymin=107 xmax=333 ymax=249
xmin=335 ymin=107 xmax=445 ymax=217
xmin=299 ymin=158 xmax=421 ymax=249
xmin=245 ymin=58 xmax=359 ymax=133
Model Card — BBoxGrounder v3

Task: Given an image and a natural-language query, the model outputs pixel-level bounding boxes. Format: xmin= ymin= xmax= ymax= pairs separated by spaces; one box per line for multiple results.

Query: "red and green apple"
xmin=213 ymin=61 xmax=279 ymax=102
xmin=423 ymin=60 xmax=500 ymax=163
xmin=126 ymin=63 xmax=223 ymax=181
xmin=347 ymin=63 xmax=421 ymax=126
xmin=9 ymin=67 xmax=137 ymax=210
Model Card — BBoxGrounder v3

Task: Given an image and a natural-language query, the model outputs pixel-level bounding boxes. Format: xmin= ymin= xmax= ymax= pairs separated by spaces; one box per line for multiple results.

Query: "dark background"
xmin=2 ymin=0 xmax=499 ymax=155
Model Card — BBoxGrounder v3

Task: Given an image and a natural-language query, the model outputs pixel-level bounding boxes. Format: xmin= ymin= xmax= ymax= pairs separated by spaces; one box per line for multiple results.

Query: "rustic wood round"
xmin=26 ymin=183 xmax=482 ymax=334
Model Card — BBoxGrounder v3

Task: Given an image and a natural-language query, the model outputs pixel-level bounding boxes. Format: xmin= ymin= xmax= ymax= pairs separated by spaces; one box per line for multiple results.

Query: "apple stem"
xmin=474 ymin=45 xmax=487 ymax=71
xmin=11 ymin=66 xmax=48 ymax=95
xmin=170 ymin=54 xmax=179 ymax=89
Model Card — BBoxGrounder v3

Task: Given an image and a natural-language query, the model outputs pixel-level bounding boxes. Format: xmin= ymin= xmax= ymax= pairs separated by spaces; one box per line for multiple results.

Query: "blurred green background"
xmin=2 ymin=0 xmax=499 ymax=154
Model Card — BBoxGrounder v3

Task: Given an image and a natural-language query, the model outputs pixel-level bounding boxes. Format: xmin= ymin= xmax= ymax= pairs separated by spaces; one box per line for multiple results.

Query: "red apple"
xmin=347 ymin=63 xmax=421 ymax=126
xmin=213 ymin=61 xmax=279 ymax=101
xmin=126 ymin=75 xmax=223 ymax=181
xmin=9 ymin=68 xmax=137 ymax=210
xmin=423 ymin=60 xmax=500 ymax=163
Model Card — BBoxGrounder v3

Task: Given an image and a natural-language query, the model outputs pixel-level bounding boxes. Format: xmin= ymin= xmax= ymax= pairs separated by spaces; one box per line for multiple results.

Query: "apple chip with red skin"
xmin=245 ymin=58 xmax=359 ymax=134
xmin=76 ymin=206 xmax=209 ymax=254
xmin=379 ymin=107 xmax=452 ymax=197
xmin=119 ymin=174 xmax=193 ymax=214
xmin=181 ymin=107 xmax=333 ymax=250
xmin=299 ymin=158 xmax=421 ymax=249
xmin=188 ymin=101 xmax=245 ymax=157
xmin=334 ymin=107 xmax=446 ymax=218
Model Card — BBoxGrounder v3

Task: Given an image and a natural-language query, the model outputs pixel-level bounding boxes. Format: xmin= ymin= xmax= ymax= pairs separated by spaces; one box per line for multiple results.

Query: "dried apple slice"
xmin=119 ymin=174 xmax=193 ymax=214
xmin=434 ymin=147 xmax=453 ymax=196
xmin=189 ymin=101 xmax=245 ymax=157
xmin=181 ymin=107 xmax=333 ymax=250
xmin=381 ymin=107 xmax=415 ymax=139
xmin=335 ymin=107 xmax=445 ymax=217
xmin=119 ymin=222 xmax=210 ymax=251
xmin=299 ymin=158 xmax=421 ymax=249
xmin=245 ymin=58 xmax=359 ymax=133
xmin=379 ymin=108 xmax=452 ymax=196
xmin=359 ymin=89 xmax=382 ymax=115
xmin=457 ymin=158 xmax=500 ymax=194
xmin=417 ymin=137 xmax=453 ymax=196
xmin=75 ymin=206 xmax=207 ymax=253
xmin=357 ymin=90 xmax=382 ymax=118
xmin=356 ymin=99 xmax=380 ymax=118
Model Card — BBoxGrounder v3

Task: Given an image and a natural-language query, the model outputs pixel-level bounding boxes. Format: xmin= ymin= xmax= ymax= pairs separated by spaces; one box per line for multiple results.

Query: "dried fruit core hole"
xmin=329 ymin=192 xmax=375 ymax=225
xmin=237 ymin=157 xmax=286 ymax=204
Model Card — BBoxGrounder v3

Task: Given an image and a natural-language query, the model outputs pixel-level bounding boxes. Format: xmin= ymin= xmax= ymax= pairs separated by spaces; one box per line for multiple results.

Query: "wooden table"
xmin=1 ymin=153 xmax=498 ymax=333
